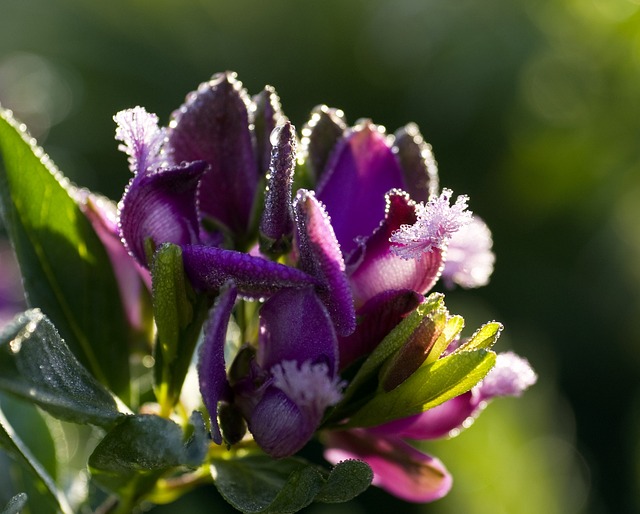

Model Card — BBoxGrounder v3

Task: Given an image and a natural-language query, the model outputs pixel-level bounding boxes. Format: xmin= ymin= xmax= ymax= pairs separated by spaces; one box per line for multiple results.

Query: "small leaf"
xmin=0 ymin=310 xmax=121 ymax=427
xmin=152 ymin=243 xmax=210 ymax=411
xmin=153 ymin=244 xmax=194 ymax=364
xmin=423 ymin=314 xmax=464 ymax=365
xmin=212 ymin=455 xmax=323 ymax=514
xmin=0 ymin=108 xmax=131 ymax=397
xmin=326 ymin=294 xmax=444 ymax=421
xmin=0 ymin=406 xmax=73 ymax=514
xmin=315 ymin=460 xmax=373 ymax=504
xmin=89 ymin=414 xmax=198 ymax=494
xmin=457 ymin=321 xmax=503 ymax=352
xmin=346 ymin=349 xmax=496 ymax=428
xmin=0 ymin=493 xmax=27 ymax=514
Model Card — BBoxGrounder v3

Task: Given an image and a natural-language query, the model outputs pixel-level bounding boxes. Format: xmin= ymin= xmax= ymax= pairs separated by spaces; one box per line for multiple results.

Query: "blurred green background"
xmin=2 ymin=0 xmax=640 ymax=512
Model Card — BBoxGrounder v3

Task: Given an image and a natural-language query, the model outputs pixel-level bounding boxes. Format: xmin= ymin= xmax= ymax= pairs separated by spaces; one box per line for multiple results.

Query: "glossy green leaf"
xmin=457 ymin=321 xmax=503 ymax=352
xmin=212 ymin=455 xmax=372 ymax=513
xmin=0 ymin=109 xmax=131 ymax=398
xmin=346 ymin=349 xmax=496 ymax=428
xmin=315 ymin=460 xmax=373 ymax=504
xmin=0 ymin=310 xmax=122 ymax=428
xmin=0 ymin=407 xmax=72 ymax=514
xmin=0 ymin=493 xmax=27 ymax=514
xmin=212 ymin=455 xmax=323 ymax=514
xmin=89 ymin=414 xmax=201 ymax=494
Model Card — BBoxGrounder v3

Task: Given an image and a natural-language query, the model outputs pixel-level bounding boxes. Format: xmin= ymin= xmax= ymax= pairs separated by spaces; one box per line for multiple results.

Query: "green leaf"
xmin=0 ymin=108 xmax=131 ymax=398
xmin=457 ymin=321 xmax=503 ymax=352
xmin=212 ymin=455 xmax=323 ymax=514
xmin=325 ymin=293 xmax=445 ymax=422
xmin=424 ymin=314 xmax=464 ymax=365
xmin=346 ymin=349 xmax=497 ymax=428
xmin=212 ymin=455 xmax=373 ymax=513
xmin=152 ymin=243 xmax=210 ymax=412
xmin=0 ymin=310 xmax=122 ymax=428
xmin=0 ymin=493 xmax=27 ymax=514
xmin=315 ymin=460 xmax=373 ymax=504
xmin=0 ymin=406 xmax=73 ymax=514
xmin=89 ymin=414 xmax=201 ymax=495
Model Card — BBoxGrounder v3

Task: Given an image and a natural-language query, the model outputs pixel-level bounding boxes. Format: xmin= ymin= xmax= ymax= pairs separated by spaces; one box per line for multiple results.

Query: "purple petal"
xmin=167 ymin=72 xmax=259 ymax=238
xmin=79 ymin=192 xmax=151 ymax=330
xmin=0 ymin=241 xmax=25 ymax=328
xmin=113 ymin=107 xmax=166 ymax=175
xmin=338 ymin=289 xmax=423 ymax=371
xmin=259 ymin=122 xmax=296 ymax=256
xmin=258 ymin=287 xmax=339 ymax=374
xmin=118 ymin=161 xmax=207 ymax=267
xmin=198 ymin=284 xmax=237 ymax=445
xmin=252 ymin=85 xmax=286 ymax=175
xmin=475 ymin=351 xmax=537 ymax=402
xmin=316 ymin=122 xmax=405 ymax=254
xmin=182 ymin=244 xmax=318 ymax=299
xmin=441 ymin=216 xmax=495 ymax=289
xmin=324 ymin=429 xmax=452 ymax=502
xmin=392 ymin=124 xmax=439 ymax=203
xmin=247 ymin=386 xmax=316 ymax=458
xmin=294 ymin=189 xmax=355 ymax=337
xmin=300 ymin=105 xmax=347 ymax=183
xmin=348 ymin=191 xmax=444 ymax=307
xmin=369 ymin=392 xmax=477 ymax=440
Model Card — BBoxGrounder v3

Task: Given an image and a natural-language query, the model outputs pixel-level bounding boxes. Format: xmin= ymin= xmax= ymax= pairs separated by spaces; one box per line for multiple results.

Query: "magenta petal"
xmin=294 ymin=190 xmax=355 ymax=337
xmin=182 ymin=244 xmax=318 ymax=299
xmin=316 ymin=122 xmax=405 ymax=254
xmin=198 ymin=284 xmax=237 ymax=445
xmin=258 ymin=288 xmax=338 ymax=374
xmin=338 ymin=289 xmax=423 ymax=371
xmin=79 ymin=193 xmax=151 ymax=330
xmin=324 ymin=429 xmax=452 ymax=502
xmin=118 ymin=161 xmax=207 ymax=267
xmin=369 ymin=392 xmax=477 ymax=440
xmin=167 ymin=72 xmax=259 ymax=238
xmin=348 ymin=191 xmax=444 ymax=307
xmin=259 ymin=122 xmax=296 ymax=255
xmin=248 ymin=386 xmax=316 ymax=458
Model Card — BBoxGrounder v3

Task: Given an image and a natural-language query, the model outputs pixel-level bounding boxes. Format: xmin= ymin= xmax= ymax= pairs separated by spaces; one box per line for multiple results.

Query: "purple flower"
xmin=0 ymin=240 xmax=25 ymax=328
xmin=112 ymin=74 xmax=530 ymax=500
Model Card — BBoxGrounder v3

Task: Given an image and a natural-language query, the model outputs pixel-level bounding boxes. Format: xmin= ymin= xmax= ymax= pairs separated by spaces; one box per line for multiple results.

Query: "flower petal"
xmin=369 ymin=392 xmax=477 ymax=440
xmin=300 ymin=105 xmax=347 ymax=183
xmin=348 ymin=191 xmax=444 ymax=306
xmin=198 ymin=283 xmax=237 ymax=445
xmin=248 ymin=386 xmax=316 ymax=458
xmin=475 ymin=351 xmax=537 ymax=402
xmin=167 ymin=72 xmax=259 ymax=238
xmin=324 ymin=429 xmax=452 ymax=502
xmin=252 ymin=85 xmax=286 ymax=176
xmin=182 ymin=244 xmax=318 ymax=299
xmin=441 ymin=216 xmax=495 ymax=289
xmin=79 ymin=192 xmax=151 ymax=330
xmin=258 ymin=287 xmax=339 ymax=374
xmin=316 ymin=122 xmax=405 ymax=254
xmin=118 ymin=161 xmax=207 ymax=267
xmin=259 ymin=122 xmax=296 ymax=256
xmin=294 ymin=189 xmax=355 ymax=337
xmin=392 ymin=123 xmax=439 ymax=203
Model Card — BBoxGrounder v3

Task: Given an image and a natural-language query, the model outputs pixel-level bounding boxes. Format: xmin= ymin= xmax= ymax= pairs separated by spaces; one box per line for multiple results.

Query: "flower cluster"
xmin=109 ymin=72 xmax=535 ymax=502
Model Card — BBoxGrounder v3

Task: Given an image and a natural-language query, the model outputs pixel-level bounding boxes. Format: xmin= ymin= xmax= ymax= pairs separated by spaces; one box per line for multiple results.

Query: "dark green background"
xmin=2 ymin=0 xmax=639 ymax=512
